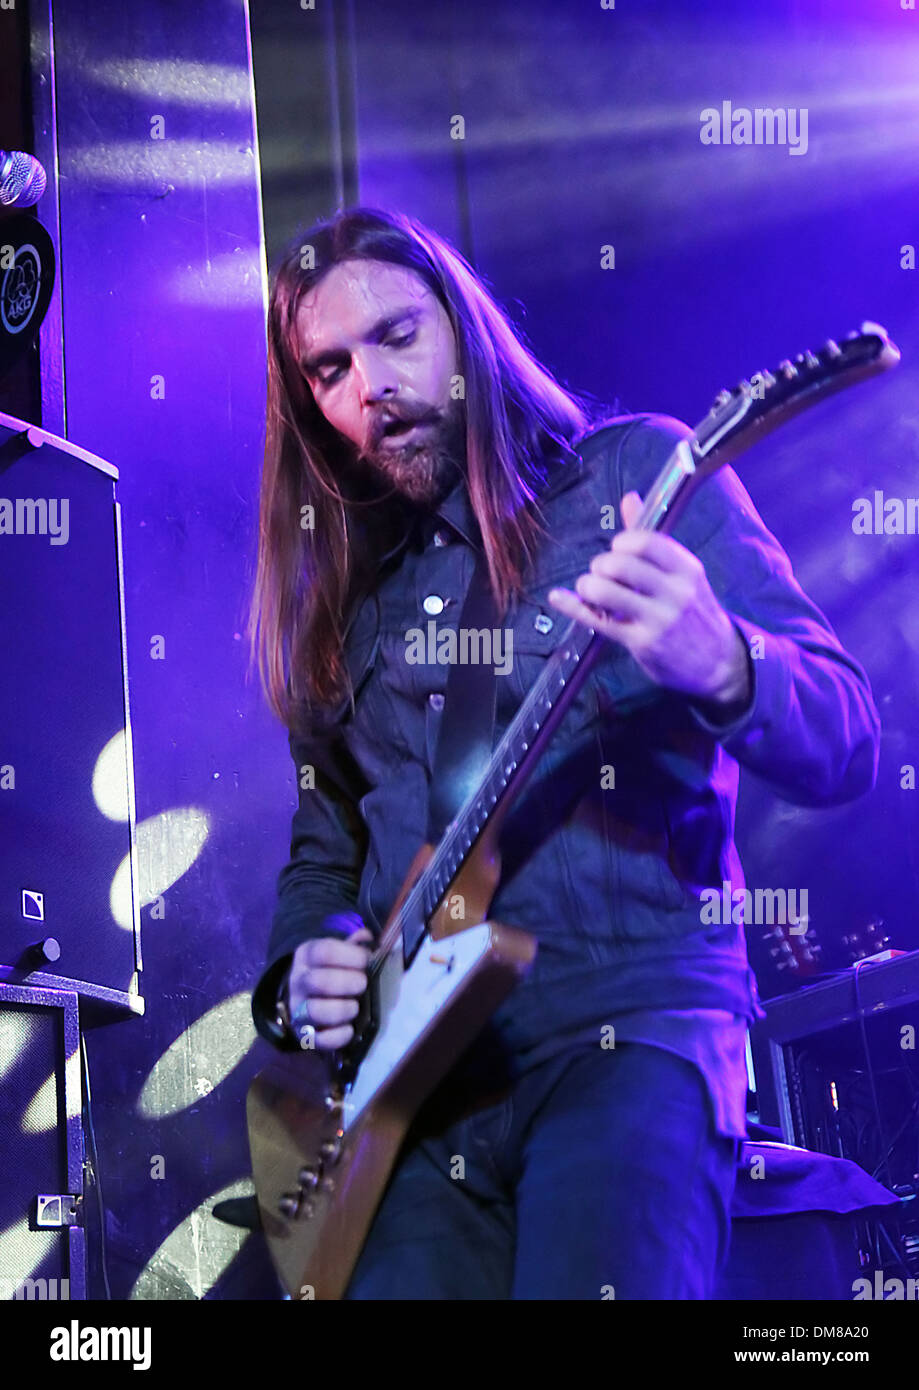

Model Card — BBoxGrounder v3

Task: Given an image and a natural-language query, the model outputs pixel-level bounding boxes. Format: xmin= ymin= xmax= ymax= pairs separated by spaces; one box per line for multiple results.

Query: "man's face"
xmin=295 ymin=258 xmax=465 ymax=507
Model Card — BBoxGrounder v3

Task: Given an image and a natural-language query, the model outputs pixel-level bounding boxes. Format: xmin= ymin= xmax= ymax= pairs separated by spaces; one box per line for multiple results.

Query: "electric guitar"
xmin=247 ymin=322 xmax=900 ymax=1299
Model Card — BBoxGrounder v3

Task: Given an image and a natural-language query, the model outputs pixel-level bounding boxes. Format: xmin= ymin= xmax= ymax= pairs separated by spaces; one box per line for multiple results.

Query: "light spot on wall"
xmin=129 ymin=1177 xmax=256 ymax=1300
xmin=111 ymin=807 xmax=210 ymax=931
xmin=136 ymin=991 xmax=256 ymax=1118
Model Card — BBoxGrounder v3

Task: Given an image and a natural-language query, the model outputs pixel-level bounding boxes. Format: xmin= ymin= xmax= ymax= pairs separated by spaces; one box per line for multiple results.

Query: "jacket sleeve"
xmin=251 ymin=716 xmax=369 ymax=1049
xmin=614 ymin=413 xmax=881 ymax=807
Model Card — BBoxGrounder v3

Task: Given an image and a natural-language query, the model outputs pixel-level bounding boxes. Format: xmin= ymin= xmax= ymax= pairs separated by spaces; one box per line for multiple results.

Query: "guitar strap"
xmin=425 ymin=543 xmax=501 ymax=844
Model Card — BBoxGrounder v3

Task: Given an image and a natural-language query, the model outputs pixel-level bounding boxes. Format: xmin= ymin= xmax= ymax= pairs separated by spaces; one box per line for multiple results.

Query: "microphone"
xmin=0 ymin=150 xmax=47 ymax=209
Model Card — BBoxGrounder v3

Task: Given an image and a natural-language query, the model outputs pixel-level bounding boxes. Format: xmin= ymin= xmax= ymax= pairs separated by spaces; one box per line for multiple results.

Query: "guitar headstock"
xmin=842 ymin=918 xmax=893 ymax=965
xmin=763 ymin=916 xmax=823 ymax=979
xmin=692 ymin=321 xmax=901 ymax=472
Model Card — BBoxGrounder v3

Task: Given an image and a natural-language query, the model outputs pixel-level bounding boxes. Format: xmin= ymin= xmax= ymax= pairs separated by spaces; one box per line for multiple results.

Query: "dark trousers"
xmin=343 ymin=1040 xmax=740 ymax=1300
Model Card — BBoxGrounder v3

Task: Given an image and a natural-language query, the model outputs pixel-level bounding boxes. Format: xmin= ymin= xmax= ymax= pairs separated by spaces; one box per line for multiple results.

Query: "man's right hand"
xmin=286 ymin=926 xmax=374 ymax=1051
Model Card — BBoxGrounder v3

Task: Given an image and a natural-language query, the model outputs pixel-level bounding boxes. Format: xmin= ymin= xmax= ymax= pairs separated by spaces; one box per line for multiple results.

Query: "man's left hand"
xmin=547 ymin=490 xmax=751 ymax=708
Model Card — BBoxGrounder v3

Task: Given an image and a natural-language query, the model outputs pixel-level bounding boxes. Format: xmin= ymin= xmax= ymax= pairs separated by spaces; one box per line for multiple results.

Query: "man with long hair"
xmin=248 ymin=206 xmax=879 ymax=1299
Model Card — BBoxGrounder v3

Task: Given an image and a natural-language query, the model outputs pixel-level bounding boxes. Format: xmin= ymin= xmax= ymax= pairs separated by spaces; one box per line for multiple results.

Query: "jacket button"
xmin=428 ymin=692 xmax=445 ymax=711
xmin=433 ymin=529 xmax=450 ymax=547
xmin=423 ymin=594 xmax=445 ymax=615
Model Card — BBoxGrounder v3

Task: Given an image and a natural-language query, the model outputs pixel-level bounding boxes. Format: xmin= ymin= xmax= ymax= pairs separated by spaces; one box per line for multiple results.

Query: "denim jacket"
xmin=251 ymin=413 xmax=881 ymax=1055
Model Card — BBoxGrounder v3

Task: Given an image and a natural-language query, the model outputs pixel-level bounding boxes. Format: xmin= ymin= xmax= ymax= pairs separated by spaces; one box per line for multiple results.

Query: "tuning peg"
xmin=777 ymin=359 xmax=797 ymax=379
xmin=803 ymin=349 xmax=819 ymax=368
xmin=713 ymin=388 xmax=732 ymax=407
xmin=823 ymin=338 xmax=842 ymax=359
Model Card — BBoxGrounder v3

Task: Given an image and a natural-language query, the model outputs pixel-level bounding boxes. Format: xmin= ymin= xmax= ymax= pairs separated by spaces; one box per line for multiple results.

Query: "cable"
xmin=852 ymin=959 xmax=895 ymax=1192
xmin=80 ymin=1030 xmax=113 ymax=1300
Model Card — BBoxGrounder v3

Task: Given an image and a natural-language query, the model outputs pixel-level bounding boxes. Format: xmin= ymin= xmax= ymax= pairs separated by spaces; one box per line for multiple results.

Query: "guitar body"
xmin=247 ymin=913 xmax=535 ymax=1299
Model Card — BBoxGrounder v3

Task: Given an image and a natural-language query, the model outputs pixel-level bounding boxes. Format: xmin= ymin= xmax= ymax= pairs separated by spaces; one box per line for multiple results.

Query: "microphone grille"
xmin=0 ymin=151 xmax=47 ymax=208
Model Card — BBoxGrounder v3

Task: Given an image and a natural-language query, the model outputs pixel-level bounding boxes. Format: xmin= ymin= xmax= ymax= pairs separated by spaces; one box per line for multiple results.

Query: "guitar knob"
xmin=298 ymin=1166 xmax=321 ymax=1190
xmin=319 ymin=1137 xmax=343 ymax=1164
xmin=278 ymin=1192 xmax=302 ymax=1219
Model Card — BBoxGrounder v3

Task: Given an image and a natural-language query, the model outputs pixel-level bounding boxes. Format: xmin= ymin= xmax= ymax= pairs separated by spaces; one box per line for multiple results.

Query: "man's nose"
xmin=353 ymin=348 xmax=398 ymax=404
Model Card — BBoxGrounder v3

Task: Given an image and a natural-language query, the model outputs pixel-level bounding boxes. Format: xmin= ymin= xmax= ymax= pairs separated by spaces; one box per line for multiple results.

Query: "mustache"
xmin=368 ymin=405 xmax=441 ymax=449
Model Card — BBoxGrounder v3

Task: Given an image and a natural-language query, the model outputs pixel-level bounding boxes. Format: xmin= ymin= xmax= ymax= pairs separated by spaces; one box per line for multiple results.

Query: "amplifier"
xmin=750 ymin=950 xmax=919 ymax=1187
xmin=0 ymin=981 xmax=86 ymax=1300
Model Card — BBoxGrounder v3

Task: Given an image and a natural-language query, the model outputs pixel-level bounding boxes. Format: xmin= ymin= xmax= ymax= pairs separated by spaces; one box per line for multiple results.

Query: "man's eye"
xmin=318 ymin=365 xmax=345 ymax=386
xmin=386 ymin=330 xmax=416 ymax=347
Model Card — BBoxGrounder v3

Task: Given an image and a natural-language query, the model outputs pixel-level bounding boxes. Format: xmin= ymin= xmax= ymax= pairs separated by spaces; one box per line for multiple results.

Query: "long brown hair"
xmin=247 ymin=206 xmax=598 ymax=735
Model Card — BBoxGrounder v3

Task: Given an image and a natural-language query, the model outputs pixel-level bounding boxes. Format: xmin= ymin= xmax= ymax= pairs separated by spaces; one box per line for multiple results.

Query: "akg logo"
xmin=1 ymin=244 xmax=41 ymax=335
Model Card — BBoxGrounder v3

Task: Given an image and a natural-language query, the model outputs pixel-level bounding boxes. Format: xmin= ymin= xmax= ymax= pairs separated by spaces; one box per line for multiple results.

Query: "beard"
xmin=356 ymin=397 xmax=466 ymax=509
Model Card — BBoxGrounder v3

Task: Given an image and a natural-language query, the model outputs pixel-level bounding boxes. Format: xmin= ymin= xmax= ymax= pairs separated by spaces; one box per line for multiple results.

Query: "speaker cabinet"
xmin=0 ymin=412 xmax=142 ymax=1016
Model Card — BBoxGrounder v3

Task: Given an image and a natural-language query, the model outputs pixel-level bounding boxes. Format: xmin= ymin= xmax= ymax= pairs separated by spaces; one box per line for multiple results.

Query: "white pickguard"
xmin=340 ymin=923 xmax=494 ymax=1132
